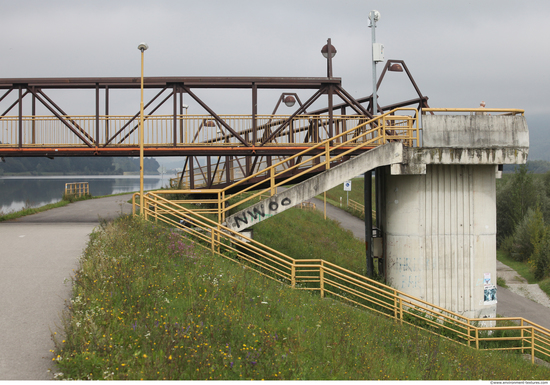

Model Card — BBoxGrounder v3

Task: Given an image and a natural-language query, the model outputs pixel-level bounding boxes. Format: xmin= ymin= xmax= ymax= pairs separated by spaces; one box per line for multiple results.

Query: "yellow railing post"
xmin=211 ymin=229 xmax=215 ymax=256
xmin=393 ymin=293 xmax=398 ymax=320
xmin=219 ymin=191 xmax=223 ymax=224
xmin=132 ymin=194 xmax=136 ymax=216
xmin=320 ymin=263 xmax=325 ymax=298
xmin=521 ymin=319 xmax=525 ymax=354
xmin=144 ymin=196 xmax=148 ymax=220
xmin=270 ymin=168 xmax=276 ymax=196
xmin=531 ymin=327 xmax=535 ymax=364
xmin=291 ymin=263 xmax=296 ymax=288
xmin=399 ymin=297 xmax=403 ymax=325
xmin=325 ymin=141 xmax=330 ymax=170
xmin=467 ymin=323 xmax=471 ymax=347
xmin=475 ymin=329 xmax=479 ymax=350
xmin=154 ymin=194 xmax=158 ymax=222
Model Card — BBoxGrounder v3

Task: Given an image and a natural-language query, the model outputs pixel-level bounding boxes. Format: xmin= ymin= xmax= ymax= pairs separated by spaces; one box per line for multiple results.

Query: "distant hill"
xmin=503 ymin=161 xmax=550 ymax=174
xmin=0 ymin=157 xmax=160 ymax=176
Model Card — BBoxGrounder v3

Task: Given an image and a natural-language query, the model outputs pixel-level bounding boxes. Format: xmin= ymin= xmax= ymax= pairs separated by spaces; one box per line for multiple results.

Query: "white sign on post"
xmin=343 ymin=180 xmax=351 ymax=207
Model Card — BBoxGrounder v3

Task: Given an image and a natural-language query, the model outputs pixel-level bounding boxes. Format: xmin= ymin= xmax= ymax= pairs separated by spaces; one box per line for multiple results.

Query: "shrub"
xmin=509 ymin=207 xmax=544 ymax=262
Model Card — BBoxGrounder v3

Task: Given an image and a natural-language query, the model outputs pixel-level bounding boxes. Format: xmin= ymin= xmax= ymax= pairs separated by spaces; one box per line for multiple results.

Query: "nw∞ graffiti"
xmin=230 ymin=197 xmax=292 ymax=229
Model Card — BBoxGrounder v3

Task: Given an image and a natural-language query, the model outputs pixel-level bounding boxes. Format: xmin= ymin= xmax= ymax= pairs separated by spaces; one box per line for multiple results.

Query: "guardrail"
xmin=347 ymin=199 xmax=376 ymax=218
xmin=0 ymin=114 xmax=395 ymax=147
xmin=144 ymin=108 xmax=420 ymax=223
xmin=132 ymin=191 xmax=550 ymax=364
xmin=423 ymin=108 xmax=525 ymax=116
xmin=297 ymin=201 xmax=316 ymax=211
xmin=64 ymin=182 xmax=89 ymax=197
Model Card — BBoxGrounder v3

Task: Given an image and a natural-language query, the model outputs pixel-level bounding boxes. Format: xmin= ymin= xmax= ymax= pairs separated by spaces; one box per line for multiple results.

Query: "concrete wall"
xmin=383 ymin=164 xmax=497 ymax=319
xmin=422 ymin=114 xmax=529 ymax=149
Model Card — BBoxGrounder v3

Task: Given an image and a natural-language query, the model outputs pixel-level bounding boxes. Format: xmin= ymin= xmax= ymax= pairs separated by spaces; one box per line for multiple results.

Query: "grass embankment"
xmin=53 ymin=215 xmax=550 ymax=380
xmin=0 ymin=194 xmax=92 ymax=222
xmin=252 ymin=207 xmax=367 ymax=275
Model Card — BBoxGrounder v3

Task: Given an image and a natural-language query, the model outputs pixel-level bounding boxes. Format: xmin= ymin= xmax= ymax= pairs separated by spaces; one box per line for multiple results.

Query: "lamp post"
xmin=138 ymin=42 xmax=148 ymax=214
xmin=321 ymin=38 xmax=337 ymax=78
xmin=369 ymin=10 xmax=382 ymax=115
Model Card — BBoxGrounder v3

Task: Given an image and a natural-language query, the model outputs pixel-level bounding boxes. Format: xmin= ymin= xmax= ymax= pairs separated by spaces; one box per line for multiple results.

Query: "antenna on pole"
xmin=369 ymin=10 xmax=383 ymax=115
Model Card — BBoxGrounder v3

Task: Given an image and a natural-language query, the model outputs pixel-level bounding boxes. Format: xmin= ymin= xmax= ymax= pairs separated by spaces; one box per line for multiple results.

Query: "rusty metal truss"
xmin=0 ymin=54 xmax=430 ymax=189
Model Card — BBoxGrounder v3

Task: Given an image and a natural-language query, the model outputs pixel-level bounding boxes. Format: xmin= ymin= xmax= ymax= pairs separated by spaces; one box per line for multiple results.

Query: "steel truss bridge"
xmin=0 ymin=60 xmax=428 ymax=189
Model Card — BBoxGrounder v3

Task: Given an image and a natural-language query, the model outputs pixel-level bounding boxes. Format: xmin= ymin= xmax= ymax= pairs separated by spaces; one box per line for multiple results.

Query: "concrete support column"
xmin=382 ymin=164 xmax=497 ymax=319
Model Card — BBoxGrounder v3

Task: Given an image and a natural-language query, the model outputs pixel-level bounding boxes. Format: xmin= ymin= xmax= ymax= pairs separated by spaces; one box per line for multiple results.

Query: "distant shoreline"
xmin=0 ymin=171 xmax=161 ymax=177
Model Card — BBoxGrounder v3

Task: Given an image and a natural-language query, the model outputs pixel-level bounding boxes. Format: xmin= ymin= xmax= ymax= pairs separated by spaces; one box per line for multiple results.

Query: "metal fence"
xmin=64 ymin=182 xmax=89 ymax=197
xmin=133 ymin=191 xmax=550 ymax=364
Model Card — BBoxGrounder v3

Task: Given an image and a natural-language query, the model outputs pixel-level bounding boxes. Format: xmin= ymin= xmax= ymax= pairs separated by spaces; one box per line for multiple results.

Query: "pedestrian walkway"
xmin=0 ymin=194 xmax=133 ymax=380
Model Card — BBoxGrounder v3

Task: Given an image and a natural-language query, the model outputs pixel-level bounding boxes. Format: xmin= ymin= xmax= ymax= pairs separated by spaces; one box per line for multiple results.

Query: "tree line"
xmin=498 ymin=164 xmax=550 ymax=279
xmin=0 ymin=157 xmax=160 ymax=175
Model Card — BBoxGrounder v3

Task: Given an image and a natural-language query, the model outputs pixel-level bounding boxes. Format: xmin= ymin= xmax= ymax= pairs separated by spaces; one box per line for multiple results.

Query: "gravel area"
xmin=497 ymin=260 xmax=550 ymax=308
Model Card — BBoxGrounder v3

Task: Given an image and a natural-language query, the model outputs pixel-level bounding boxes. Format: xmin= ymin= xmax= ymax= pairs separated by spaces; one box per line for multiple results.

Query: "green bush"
xmin=509 ymin=207 xmax=544 ymax=262
xmin=530 ymin=226 xmax=550 ymax=280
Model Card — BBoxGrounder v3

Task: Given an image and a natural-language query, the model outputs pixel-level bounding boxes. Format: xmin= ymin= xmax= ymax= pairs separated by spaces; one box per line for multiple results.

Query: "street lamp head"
xmin=283 ymin=95 xmax=296 ymax=107
xmin=138 ymin=42 xmax=149 ymax=52
xmin=389 ymin=63 xmax=403 ymax=72
xmin=321 ymin=43 xmax=337 ymax=59
xmin=369 ymin=10 xmax=381 ymax=23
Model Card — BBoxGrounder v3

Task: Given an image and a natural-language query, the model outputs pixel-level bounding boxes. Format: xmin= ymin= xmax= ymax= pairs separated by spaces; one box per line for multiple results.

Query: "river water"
xmin=0 ymin=174 xmax=176 ymax=213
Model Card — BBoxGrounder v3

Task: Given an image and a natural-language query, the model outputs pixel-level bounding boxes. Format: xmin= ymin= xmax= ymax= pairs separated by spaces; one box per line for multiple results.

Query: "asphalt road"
xmin=0 ymin=194 xmax=133 ymax=380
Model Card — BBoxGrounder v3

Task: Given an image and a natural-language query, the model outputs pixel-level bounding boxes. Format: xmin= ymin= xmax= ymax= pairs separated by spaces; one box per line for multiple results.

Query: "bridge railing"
xmin=423 ymin=108 xmax=524 ymax=116
xmin=217 ymin=108 xmax=418 ymax=221
xmin=0 ymin=114 xmax=391 ymax=148
xmin=132 ymin=191 xmax=550 ymax=364
xmin=150 ymin=108 xmax=419 ymax=221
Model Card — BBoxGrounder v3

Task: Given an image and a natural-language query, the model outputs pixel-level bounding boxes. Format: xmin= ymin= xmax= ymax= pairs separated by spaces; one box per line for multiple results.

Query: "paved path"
xmin=0 ymin=195 xmax=133 ymax=380
xmin=307 ymin=195 xmax=550 ymax=330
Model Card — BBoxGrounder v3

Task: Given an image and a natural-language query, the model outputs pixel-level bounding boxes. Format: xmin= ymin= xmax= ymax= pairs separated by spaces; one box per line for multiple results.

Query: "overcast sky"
xmin=2 ymin=0 xmax=549 ymax=157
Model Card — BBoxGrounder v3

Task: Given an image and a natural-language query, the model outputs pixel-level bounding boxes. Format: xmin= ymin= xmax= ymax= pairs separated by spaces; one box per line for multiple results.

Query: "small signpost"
xmin=344 ymin=180 xmax=351 ymax=206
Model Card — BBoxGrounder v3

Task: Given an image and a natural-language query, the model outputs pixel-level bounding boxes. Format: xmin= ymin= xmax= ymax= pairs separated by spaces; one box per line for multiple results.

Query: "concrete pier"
xmin=382 ymin=113 xmax=529 ymax=318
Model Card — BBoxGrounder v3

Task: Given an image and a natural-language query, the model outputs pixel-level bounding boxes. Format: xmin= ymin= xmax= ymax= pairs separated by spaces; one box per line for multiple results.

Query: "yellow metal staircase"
xmin=133 ymin=108 xmax=550 ymax=364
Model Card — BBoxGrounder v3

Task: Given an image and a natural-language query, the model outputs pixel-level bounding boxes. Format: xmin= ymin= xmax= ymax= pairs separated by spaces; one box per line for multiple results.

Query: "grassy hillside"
xmin=52 ymin=214 xmax=550 ymax=380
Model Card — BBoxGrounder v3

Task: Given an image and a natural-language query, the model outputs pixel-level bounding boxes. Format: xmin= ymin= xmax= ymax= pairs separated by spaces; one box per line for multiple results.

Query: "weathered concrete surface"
xmin=225 ymin=142 xmax=403 ymax=231
xmin=0 ymin=194 xmax=133 ymax=380
xmin=383 ymin=164 xmax=498 ymax=319
xmin=422 ymin=114 xmax=529 ymax=148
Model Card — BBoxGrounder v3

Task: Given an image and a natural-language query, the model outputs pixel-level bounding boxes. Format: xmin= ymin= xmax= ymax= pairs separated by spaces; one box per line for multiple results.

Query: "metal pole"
xmin=365 ymin=170 xmax=373 ymax=277
xmin=369 ymin=11 xmax=379 ymax=115
xmin=138 ymin=43 xmax=148 ymax=215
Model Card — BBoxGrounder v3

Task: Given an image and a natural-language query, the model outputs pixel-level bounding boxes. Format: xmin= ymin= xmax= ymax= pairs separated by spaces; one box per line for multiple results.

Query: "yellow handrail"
xmin=134 ymin=191 xmax=550 ymax=364
xmin=146 ymin=108 xmax=419 ymax=223
xmin=424 ymin=108 xmax=524 ymax=116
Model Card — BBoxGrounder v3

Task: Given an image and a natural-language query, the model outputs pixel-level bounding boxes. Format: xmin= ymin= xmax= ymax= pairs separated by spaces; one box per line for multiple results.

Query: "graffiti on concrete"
xmin=231 ymin=197 xmax=292 ymax=229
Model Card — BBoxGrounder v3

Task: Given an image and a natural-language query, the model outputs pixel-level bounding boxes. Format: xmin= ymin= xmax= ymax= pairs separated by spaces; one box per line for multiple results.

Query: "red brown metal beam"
xmin=0 ymin=145 xmax=374 ymax=158
xmin=0 ymin=76 xmax=341 ymax=90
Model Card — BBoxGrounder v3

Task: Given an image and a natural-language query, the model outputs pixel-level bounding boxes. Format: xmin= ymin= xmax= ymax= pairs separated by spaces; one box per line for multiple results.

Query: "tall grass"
xmin=252 ymin=207 xmax=367 ymax=275
xmin=52 ymin=216 xmax=550 ymax=380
